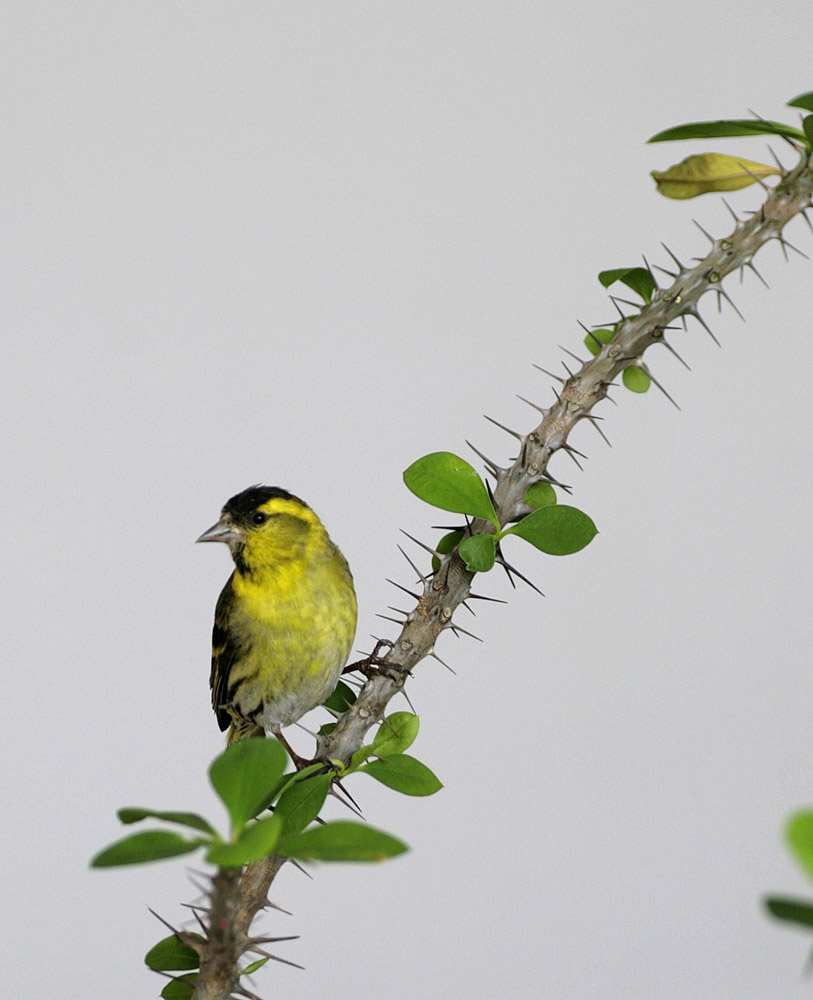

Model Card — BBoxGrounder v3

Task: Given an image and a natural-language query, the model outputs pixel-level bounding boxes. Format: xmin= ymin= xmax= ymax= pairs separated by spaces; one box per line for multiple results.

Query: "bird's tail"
xmin=226 ymin=718 xmax=265 ymax=745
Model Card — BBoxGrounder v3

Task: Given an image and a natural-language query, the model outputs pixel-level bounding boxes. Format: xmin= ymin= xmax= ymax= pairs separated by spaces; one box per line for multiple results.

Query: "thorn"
xmin=288 ymin=858 xmax=313 ymax=880
xmin=483 ymin=413 xmax=524 ymax=440
xmin=386 ymin=578 xmax=420 ymax=600
xmin=609 ymin=295 xmax=627 ymax=319
xmin=683 ymin=304 xmax=721 ymax=346
xmin=387 ymin=605 xmax=409 ymax=616
xmin=260 ymin=899 xmax=293 ymax=916
xmin=446 ymin=621 xmax=483 ymax=642
xmin=466 ymin=591 xmax=508 ymax=604
xmin=332 ymin=778 xmax=363 ymax=816
xmin=721 ymin=197 xmax=740 ymax=223
xmin=641 ymin=366 xmax=681 ymax=409
xmin=533 ymin=364 xmax=565 ymax=384
xmin=429 ymin=649 xmax=456 ymax=674
xmin=584 ymin=413 xmax=611 ymax=447
xmin=744 ymin=259 xmax=769 ymax=288
xmin=246 ymin=935 xmax=299 ymax=952
xmin=375 ymin=613 xmax=405 ymax=625
xmin=777 ymin=233 xmax=809 ymax=259
xmin=652 ymin=262 xmax=678 ymax=279
xmin=400 ymin=529 xmax=439 ymax=557
xmin=396 ymin=543 xmax=428 ymax=585
xmin=460 ymin=598 xmax=476 ymax=616
xmin=561 ymin=361 xmax=574 ymax=377
xmin=660 ymin=339 xmax=691 ymax=371
xmin=661 ymin=242 xmax=685 ymax=270
xmin=577 ymin=320 xmax=607 ymax=351
xmin=399 ymin=685 xmax=417 ymax=712
xmin=736 ymin=160 xmax=770 ymax=192
xmin=560 ymin=345 xmax=584 ymax=364
xmin=465 ymin=439 xmax=502 ymax=475
xmin=612 ymin=296 xmax=645 ymax=310
xmin=693 ymin=219 xmax=716 ymax=245
xmin=147 ymin=909 xmax=181 ymax=937
xmin=765 ymin=144 xmax=787 ymax=175
xmin=641 ymin=254 xmax=659 ymax=289
xmin=714 ymin=284 xmax=745 ymax=321
xmin=243 ymin=945 xmax=305 ymax=972
xmin=516 ymin=394 xmax=548 ymax=416
xmin=189 ymin=908 xmax=208 ymax=937
xmin=799 ymin=208 xmax=813 ymax=235
xmin=494 ymin=553 xmax=545 ymax=596
xmin=560 ymin=444 xmax=584 ymax=470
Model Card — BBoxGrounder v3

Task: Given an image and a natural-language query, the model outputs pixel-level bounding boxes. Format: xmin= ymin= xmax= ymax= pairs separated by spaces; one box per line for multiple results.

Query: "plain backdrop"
xmin=2 ymin=3 xmax=812 ymax=998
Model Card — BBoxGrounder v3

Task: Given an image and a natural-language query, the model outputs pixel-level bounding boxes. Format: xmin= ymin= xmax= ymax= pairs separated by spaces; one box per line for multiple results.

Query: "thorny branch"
xmin=190 ymin=148 xmax=813 ymax=1000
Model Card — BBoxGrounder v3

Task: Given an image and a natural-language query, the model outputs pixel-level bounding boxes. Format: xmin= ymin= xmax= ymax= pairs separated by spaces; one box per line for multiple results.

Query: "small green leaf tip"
xmin=403 ymin=452 xmax=498 ymax=526
xmin=372 ymin=711 xmax=420 ymax=756
xmin=787 ymin=811 xmax=813 ymax=880
xmin=524 ymin=482 xmax=556 ymax=509
xmin=145 ymin=934 xmax=200 ymax=972
xmin=458 ymin=533 xmax=496 ymax=572
xmin=764 ymin=896 xmax=813 ymax=929
xmin=788 ymin=91 xmax=813 ymax=113
xmin=598 ymin=267 xmax=654 ymax=303
xmin=622 ymin=366 xmax=651 ymax=393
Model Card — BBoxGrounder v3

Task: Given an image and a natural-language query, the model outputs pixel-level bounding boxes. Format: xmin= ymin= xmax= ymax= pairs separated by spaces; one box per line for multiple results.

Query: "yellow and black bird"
xmin=197 ymin=486 xmax=357 ymax=750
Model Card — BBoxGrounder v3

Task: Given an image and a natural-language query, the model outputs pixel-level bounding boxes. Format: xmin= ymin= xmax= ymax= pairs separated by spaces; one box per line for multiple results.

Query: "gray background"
xmin=3 ymin=3 xmax=812 ymax=998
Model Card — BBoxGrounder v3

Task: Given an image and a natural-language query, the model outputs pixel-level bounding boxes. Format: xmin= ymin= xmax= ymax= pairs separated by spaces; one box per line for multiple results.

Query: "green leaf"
xmin=647 ymin=119 xmax=806 ymax=143
xmin=804 ymin=115 xmax=813 ymax=149
xmin=598 ymin=267 xmax=655 ymax=303
xmin=787 ymin=811 xmax=813 ymax=880
xmin=206 ymin=815 xmax=283 ymax=867
xmin=118 ymin=808 xmax=217 ymax=837
xmin=524 ymin=482 xmax=556 ymax=509
xmin=622 ymin=365 xmax=651 ymax=393
xmin=432 ymin=528 xmax=465 ymax=573
xmin=583 ymin=327 xmax=615 ymax=358
xmin=788 ymin=91 xmax=813 ymax=113
xmin=504 ymin=504 xmax=597 ymax=556
xmin=91 ymin=831 xmax=206 ymax=868
xmin=403 ymin=452 xmax=498 ymax=526
xmin=242 ymin=956 xmax=271 ymax=975
xmin=145 ymin=934 xmax=200 ymax=972
xmin=278 ymin=821 xmax=408 ymax=862
xmin=348 ymin=744 xmax=374 ymax=770
xmin=161 ymin=976 xmax=196 ymax=1000
xmin=209 ymin=738 xmax=287 ymax=835
xmin=274 ymin=773 xmax=331 ymax=835
xmin=458 ymin=533 xmax=496 ymax=572
xmin=372 ymin=712 xmax=420 ymax=757
xmin=764 ymin=896 xmax=813 ymax=929
xmin=322 ymin=681 xmax=357 ymax=713
xmin=651 ymin=153 xmax=780 ymax=199
xmin=362 ymin=754 xmax=443 ymax=796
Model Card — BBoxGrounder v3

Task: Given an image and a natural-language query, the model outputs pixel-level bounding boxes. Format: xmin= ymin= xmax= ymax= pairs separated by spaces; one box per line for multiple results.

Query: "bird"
xmin=197 ymin=485 xmax=357 ymax=754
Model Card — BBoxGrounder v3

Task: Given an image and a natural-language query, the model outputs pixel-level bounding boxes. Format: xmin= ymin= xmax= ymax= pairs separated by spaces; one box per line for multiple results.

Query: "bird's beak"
xmin=196 ymin=515 xmax=245 ymax=545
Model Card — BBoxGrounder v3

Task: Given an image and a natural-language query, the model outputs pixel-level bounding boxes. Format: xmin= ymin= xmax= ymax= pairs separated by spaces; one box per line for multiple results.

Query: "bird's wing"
xmin=210 ymin=573 xmax=240 ymax=732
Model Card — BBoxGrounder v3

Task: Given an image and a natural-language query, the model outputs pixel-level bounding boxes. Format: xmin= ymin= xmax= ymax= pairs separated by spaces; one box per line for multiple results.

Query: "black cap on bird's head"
xmin=223 ymin=485 xmax=303 ymax=520
xmin=196 ymin=485 xmax=309 ymax=547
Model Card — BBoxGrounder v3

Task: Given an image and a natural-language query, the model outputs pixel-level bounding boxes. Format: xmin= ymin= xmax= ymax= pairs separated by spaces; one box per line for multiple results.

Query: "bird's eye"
xmin=252 ymin=511 xmax=268 ymax=525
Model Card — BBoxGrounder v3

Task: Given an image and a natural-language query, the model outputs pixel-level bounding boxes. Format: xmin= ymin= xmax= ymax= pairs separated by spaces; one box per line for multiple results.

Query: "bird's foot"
xmin=343 ymin=639 xmax=405 ymax=684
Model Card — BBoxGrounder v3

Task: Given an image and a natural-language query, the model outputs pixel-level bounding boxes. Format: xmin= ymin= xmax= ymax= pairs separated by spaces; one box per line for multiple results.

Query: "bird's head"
xmin=197 ymin=485 xmax=321 ymax=572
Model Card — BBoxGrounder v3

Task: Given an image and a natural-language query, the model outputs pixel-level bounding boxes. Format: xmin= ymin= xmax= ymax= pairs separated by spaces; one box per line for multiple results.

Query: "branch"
xmin=192 ymin=148 xmax=812 ymax=1000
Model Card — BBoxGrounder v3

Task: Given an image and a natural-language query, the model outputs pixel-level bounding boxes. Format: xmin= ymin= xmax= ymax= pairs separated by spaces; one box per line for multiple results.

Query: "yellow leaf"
xmin=651 ymin=153 xmax=780 ymax=200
